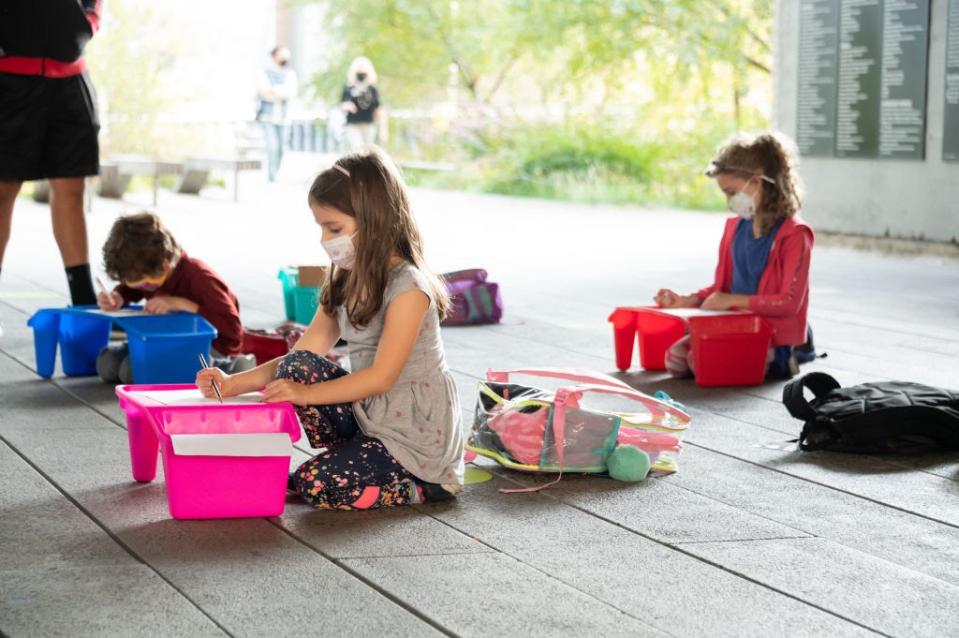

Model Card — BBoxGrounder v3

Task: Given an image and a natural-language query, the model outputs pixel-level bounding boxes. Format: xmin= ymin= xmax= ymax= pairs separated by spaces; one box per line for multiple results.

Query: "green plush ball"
xmin=607 ymin=445 xmax=651 ymax=482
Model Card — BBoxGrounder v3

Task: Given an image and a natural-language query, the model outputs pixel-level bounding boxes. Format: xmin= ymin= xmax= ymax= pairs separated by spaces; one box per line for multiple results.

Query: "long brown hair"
xmin=706 ymin=132 xmax=804 ymax=235
xmin=310 ymin=148 xmax=449 ymax=327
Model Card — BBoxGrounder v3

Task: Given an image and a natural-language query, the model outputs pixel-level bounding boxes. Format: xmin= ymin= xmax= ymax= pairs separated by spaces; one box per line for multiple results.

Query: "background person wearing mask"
xmin=256 ymin=45 xmax=297 ymax=182
xmin=340 ymin=57 xmax=387 ymax=152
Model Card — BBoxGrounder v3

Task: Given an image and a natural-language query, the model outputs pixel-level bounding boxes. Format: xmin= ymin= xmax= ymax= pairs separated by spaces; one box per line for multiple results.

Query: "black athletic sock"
xmin=65 ymin=264 xmax=97 ymax=306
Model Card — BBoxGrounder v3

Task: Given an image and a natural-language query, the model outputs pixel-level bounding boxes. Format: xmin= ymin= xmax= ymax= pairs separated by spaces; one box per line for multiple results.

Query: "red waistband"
xmin=0 ymin=57 xmax=87 ymax=78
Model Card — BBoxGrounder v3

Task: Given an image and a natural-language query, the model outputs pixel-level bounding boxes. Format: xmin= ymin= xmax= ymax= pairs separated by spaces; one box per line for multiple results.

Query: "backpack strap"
xmin=782 ymin=372 xmax=842 ymax=421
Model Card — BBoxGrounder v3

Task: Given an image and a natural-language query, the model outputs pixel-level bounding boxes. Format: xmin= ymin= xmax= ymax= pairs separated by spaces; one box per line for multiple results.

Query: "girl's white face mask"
xmin=322 ymin=233 xmax=357 ymax=270
xmin=728 ymin=190 xmax=756 ymax=219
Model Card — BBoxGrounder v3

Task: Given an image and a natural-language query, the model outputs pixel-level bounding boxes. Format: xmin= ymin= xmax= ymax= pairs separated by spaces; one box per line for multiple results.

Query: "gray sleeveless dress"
xmin=337 ymin=262 xmax=464 ymax=486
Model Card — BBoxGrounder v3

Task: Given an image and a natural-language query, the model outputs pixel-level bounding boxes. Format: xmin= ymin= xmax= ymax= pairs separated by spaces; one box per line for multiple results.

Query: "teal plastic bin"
xmin=278 ymin=267 xmax=298 ymax=321
xmin=277 ymin=267 xmax=322 ymax=324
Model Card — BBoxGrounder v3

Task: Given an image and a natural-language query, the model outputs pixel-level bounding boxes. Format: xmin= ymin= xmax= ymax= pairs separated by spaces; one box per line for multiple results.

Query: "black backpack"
xmin=782 ymin=372 xmax=959 ymax=453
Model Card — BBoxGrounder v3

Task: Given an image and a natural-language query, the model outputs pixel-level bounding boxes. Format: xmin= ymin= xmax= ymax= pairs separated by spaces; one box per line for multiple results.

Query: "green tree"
xmin=84 ymin=0 xmax=178 ymax=156
xmin=301 ymin=0 xmax=774 ymax=209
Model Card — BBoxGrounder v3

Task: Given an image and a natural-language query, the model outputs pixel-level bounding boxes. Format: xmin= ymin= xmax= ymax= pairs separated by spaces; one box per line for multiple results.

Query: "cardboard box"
xmin=296 ymin=265 xmax=328 ymax=287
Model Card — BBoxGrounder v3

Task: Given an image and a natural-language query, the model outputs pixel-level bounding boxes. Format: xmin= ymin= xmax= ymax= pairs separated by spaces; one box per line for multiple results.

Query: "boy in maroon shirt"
xmin=95 ymin=212 xmax=251 ymax=383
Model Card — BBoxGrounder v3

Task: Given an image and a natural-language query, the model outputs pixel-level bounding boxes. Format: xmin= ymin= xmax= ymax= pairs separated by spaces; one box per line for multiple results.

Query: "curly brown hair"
xmin=706 ymin=132 xmax=804 ymax=235
xmin=310 ymin=149 xmax=449 ymax=328
xmin=102 ymin=212 xmax=180 ymax=282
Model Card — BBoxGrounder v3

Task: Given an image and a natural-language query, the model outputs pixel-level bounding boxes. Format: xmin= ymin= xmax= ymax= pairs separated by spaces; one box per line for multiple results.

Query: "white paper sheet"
xmin=127 ymin=389 xmax=265 ymax=406
xmin=83 ymin=308 xmax=152 ymax=318
xmin=649 ymin=308 xmax=740 ymax=319
xmin=170 ymin=433 xmax=292 ymax=456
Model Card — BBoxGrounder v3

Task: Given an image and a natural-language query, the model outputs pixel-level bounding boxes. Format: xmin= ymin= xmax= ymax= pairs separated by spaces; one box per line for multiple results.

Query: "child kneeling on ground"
xmin=96 ymin=212 xmax=251 ymax=383
xmin=655 ymin=132 xmax=816 ymax=379
xmin=196 ymin=149 xmax=464 ymax=510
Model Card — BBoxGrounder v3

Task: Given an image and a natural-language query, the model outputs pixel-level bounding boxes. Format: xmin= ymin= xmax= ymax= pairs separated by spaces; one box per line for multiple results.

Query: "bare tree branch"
xmin=704 ymin=0 xmax=772 ymax=54
xmin=484 ymin=54 xmax=519 ymax=104
xmin=744 ymin=55 xmax=771 ymax=74
xmin=424 ymin=3 xmax=479 ymax=99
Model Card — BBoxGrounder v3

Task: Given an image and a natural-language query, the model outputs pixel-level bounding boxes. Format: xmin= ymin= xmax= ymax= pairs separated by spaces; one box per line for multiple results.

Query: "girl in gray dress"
xmin=197 ymin=149 xmax=464 ymax=510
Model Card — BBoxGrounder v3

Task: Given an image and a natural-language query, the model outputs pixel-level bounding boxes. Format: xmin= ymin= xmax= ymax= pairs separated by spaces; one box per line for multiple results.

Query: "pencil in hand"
xmin=197 ymin=353 xmax=224 ymax=404
xmin=95 ymin=276 xmax=121 ymax=310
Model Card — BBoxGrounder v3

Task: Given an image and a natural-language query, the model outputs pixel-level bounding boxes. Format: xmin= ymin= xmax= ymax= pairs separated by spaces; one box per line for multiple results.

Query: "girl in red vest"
xmin=655 ymin=132 xmax=816 ymax=379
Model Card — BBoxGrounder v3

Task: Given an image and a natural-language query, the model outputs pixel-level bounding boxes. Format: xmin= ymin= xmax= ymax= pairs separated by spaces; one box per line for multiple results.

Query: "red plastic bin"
xmin=608 ymin=307 xmax=687 ymax=371
xmin=240 ymin=329 xmax=291 ymax=364
xmin=609 ymin=307 xmax=775 ymax=386
xmin=688 ymin=314 xmax=774 ymax=387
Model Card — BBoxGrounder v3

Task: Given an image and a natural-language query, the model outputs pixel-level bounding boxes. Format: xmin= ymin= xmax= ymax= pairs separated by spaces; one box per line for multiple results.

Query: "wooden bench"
xmin=98 ymin=157 xmax=184 ymax=206
xmin=175 ymin=157 xmax=263 ymax=202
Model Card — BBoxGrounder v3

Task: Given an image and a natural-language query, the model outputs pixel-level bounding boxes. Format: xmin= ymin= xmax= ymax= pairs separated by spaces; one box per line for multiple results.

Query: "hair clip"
xmin=333 ymin=164 xmax=350 ymax=178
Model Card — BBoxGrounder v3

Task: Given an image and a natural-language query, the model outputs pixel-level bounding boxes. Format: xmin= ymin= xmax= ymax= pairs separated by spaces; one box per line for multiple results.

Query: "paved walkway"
xmin=2 ymin=172 xmax=958 ymax=637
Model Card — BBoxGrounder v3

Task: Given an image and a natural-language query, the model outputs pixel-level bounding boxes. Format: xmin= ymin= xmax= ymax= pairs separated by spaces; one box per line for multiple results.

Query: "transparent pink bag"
xmin=467 ymin=368 xmax=691 ymax=489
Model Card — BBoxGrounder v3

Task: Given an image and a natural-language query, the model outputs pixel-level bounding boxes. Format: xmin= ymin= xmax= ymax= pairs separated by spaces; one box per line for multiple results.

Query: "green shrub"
xmin=403 ymin=120 xmax=730 ymax=210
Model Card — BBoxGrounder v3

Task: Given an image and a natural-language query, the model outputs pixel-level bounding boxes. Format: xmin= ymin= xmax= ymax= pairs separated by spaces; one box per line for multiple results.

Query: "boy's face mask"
xmin=124 ymin=272 xmax=167 ymax=292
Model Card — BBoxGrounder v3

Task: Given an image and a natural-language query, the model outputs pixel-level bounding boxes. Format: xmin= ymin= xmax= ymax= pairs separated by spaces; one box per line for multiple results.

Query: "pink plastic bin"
xmin=116 ymin=384 xmax=302 ymax=520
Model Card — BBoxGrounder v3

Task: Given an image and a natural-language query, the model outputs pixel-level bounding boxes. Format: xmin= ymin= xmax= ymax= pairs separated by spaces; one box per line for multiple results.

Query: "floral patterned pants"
xmin=277 ymin=350 xmax=438 ymax=510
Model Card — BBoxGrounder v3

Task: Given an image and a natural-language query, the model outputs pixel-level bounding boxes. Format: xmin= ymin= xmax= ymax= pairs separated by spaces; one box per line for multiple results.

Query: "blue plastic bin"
xmin=27 ymin=310 xmax=64 ymax=378
xmin=27 ymin=307 xmax=216 ymax=384
xmin=277 ymin=267 xmax=322 ymax=324
xmin=59 ymin=311 xmax=113 ymax=376
xmin=124 ymin=314 xmax=217 ymax=384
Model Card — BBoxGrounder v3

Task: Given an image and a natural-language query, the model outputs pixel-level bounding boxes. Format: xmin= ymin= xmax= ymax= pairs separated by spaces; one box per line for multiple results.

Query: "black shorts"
xmin=0 ymin=71 xmax=100 ymax=181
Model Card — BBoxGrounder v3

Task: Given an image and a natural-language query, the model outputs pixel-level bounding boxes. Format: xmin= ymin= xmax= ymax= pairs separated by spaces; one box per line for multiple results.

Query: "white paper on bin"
xmin=129 ymin=389 xmax=264 ymax=405
xmin=170 ymin=433 xmax=292 ymax=457
xmin=651 ymin=308 xmax=739 ymax=319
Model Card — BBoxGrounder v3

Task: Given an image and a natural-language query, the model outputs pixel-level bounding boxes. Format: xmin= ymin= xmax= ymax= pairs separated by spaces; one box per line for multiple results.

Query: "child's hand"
xmin=97 ymin=290 xmax=122 ymax=311
xmin=261 ymin=379 xmax=310 ymax=406
xmin=145 ymin=296 xmax=197 ymax=314
xmin=196 ymin=367 xmax=232 ymax=398
xmin=655 ymin=290 xmax=702 ymax=309
xmin=145 ymin=296 xmax=177 ymax=314
xmin=654 ymin=288 xmax=680 ymax=307
xmin=701 ymin=292 xmax=734 ymax=310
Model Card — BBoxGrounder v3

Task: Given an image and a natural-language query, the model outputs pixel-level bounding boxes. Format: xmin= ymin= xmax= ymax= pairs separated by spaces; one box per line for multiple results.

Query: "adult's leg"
xmin=261 ymin=122 xmax=280 ymax=181
xmin=361 ymin=123 xmax=377 ymax=148
xmin=49 ymin=177 xmax=88 ymax=266
xmin=275 ymin=124 xmax=286 ymax=175
xmin=0 ymin=73 xmax=45 ymax=272
xmin=0 ymin=180 xmax=22 ymax=269
xmin=344 ymin=125 xmax=364 ymax=153
xmin=49 ymin=177 xmax=96 ymax=305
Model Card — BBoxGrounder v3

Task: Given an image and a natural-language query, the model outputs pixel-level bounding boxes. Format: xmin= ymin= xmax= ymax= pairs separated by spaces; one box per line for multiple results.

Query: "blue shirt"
xmin=730 ymin=218 xmax=783 ymax=295
xmin=730 ymin=217 xmax=792 ymax=375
